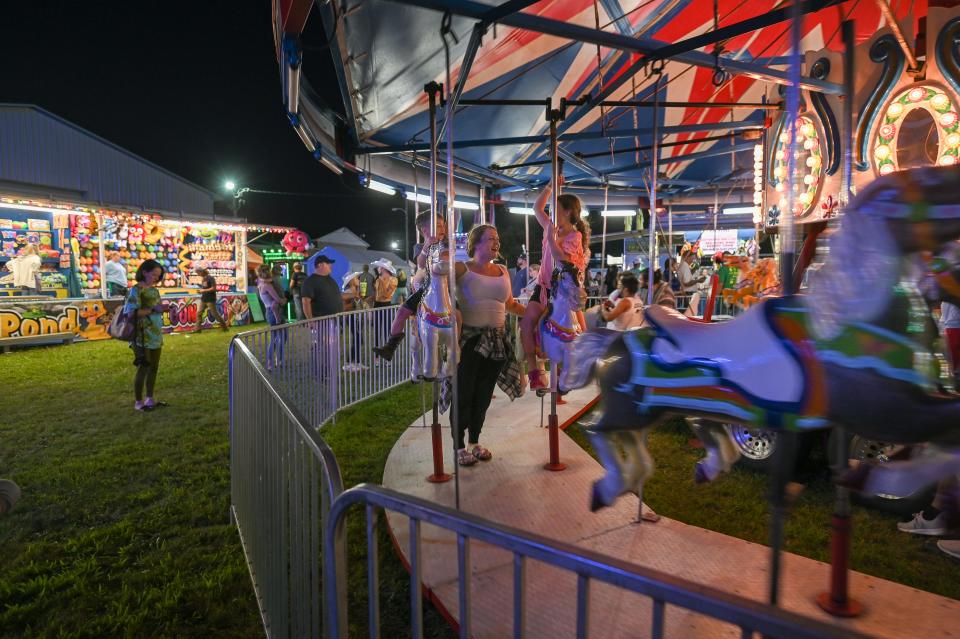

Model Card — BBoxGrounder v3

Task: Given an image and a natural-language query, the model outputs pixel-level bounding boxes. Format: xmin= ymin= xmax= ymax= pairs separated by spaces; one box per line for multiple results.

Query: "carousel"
xmin=269 ymin=0 xmax=960 ymax=635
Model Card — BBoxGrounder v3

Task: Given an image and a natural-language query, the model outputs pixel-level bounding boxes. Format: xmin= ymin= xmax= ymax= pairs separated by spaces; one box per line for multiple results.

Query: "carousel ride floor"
xmin=382 ymin=386 xmax=959 ymax=638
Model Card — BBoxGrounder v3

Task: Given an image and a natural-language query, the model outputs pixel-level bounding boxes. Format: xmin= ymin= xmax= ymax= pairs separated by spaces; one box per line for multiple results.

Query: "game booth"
xmin=0 ymin=194 xmax=302 ymax=344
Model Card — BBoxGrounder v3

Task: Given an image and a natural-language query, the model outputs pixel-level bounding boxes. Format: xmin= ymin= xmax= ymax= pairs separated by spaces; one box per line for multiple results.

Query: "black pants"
xmin=134 ymin=347 xmax=162 ymax=401
xmin=453 ymin=336 xmax=505 ymax=450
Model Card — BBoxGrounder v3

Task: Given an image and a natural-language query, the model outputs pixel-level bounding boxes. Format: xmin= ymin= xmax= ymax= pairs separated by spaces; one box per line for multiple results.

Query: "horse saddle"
xmin=643 ymin=301 xmax=806 ymax=406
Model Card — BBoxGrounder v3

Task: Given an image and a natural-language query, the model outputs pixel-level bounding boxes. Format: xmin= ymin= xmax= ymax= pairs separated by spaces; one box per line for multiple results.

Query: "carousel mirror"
xmin=896 ymin=108 xmax=940 ymax=169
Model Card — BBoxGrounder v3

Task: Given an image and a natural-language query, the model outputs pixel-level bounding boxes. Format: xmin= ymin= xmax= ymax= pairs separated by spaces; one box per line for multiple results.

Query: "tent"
xmin=270 ymin=0 xmax=921 ymax=212
xmin=309 ymin=227 xmax=412 ymax=284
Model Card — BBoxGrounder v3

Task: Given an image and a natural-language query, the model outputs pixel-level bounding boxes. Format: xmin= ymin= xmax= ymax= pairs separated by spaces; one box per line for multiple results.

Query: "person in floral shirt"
xmin=124 ymin=259 xmax=169 ymax=411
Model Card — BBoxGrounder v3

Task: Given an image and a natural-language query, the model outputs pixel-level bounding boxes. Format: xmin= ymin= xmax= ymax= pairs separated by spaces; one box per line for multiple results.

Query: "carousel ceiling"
xmin=274 ymin=0 xmax=927 ymax=203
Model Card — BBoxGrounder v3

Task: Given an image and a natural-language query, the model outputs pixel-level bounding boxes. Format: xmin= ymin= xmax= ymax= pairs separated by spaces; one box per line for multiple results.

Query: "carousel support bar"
xmin=378 ymin=0 xmax=844 ymax=94
xmin=436 ymin=22 xmax=484 ymax=144
xmin=544 ymin=109 xmax=566 ymax=473
xmin=359 ymin=118 xmax=766 ymax=154
xmin=599 ymin=100 xmax=780 ymax=110
xmin=557 ymin=148 xmax=603 ymax=181
xmin=817 ymin=20 xmax=863 ymax=618
xmin=874 ymin=0 xmax=922 ymax=73
xmin=424 ymin=82 xmax=451 ymax=485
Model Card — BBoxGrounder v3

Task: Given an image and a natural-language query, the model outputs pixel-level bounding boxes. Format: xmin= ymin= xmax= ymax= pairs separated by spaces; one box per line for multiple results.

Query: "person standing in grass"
xmin=125 ymin=259 xmax=169 ymax=412
xmin=193 ymin=268 xmax=227 ymax=332
xmin=256 ymin=264 xmax=287 ymax=371
xmin=290 ymin=262 xmax=307 ymax=321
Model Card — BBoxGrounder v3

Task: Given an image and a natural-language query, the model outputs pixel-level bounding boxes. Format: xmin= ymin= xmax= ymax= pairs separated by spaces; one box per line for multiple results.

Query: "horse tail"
xmin=561 ymin=328 xmax=620 ymax=391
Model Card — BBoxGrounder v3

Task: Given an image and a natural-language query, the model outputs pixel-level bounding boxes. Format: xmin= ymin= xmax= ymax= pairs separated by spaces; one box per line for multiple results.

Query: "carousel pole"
xmin=601 ymin=184 xmax=608 ymax=277
xmin=424 ymin=82 xmax=451 ymax=485
xmin=479 ymin=184 xmax=486 ymax=226
xmin=647 ymin=63 xmax=663 ymax=307
xmin=817 ymin=19 xmax=863 ymax=617
xmin=544 ymin=107 xmax=566 ymax=472
xmin=443 ymin=44 xmax=463 ymax=509
xmin=768 ymin=0 xmax=803 ymax=608
xmin=637 ymin=64 xmax=664 ymax=524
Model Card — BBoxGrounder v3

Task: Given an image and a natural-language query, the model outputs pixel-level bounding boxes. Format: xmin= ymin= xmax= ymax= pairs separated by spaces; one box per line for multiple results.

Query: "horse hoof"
xmin=694 ymin=462 xmax=710 ymax=484
xmin=590 ymin=484 xmax=607 ymax=512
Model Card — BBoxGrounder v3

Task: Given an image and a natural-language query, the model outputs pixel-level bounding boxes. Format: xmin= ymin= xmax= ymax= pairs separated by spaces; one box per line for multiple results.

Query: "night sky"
xmin=1 ymin=1 xmax=421 ymax=255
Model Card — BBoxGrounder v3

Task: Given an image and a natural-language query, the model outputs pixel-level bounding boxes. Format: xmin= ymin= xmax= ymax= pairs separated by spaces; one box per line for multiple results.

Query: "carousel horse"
xmin=415 ymin=242 xmax=455 ymax=381
xmin=721 ymin=256 xmax=780 ymax=310
xmin=562 ymin=165 xmax=960 ymax=512
xmin=538 ymin=262 xmax=583 ymax=395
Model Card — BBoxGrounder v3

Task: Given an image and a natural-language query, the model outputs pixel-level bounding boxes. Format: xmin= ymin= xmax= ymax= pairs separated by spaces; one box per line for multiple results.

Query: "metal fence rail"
xmin=233 ymin=305 xmax=412 ymax=428
xmin=325 ymin=485 xmax=867 ymax=639
xmin=229 ymin=338 xmax=344 ymax=639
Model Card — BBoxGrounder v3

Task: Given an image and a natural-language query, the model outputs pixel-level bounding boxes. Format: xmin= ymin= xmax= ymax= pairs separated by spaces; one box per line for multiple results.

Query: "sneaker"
xmin=937 ymin=539 xmax=960 ymax=560
xmin=897 ymin=511 xmax=952 ymax=536
xmin=457 ymin=449 xmax=477 ymax=466
xmin=471 ymin=445 xmax=492 ymax=461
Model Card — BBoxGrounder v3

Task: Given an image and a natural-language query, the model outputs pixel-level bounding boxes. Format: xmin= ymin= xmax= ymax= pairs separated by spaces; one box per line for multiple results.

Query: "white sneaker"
xmin=937 ymin=539 xmax=960 ymax=560
xmin=897 ymin=511 xmax=951 ymax=536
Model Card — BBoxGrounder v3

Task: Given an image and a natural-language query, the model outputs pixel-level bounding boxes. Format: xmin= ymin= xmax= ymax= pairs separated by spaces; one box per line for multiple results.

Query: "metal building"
xmin=0 ymin=104 xmax=216 ymax=215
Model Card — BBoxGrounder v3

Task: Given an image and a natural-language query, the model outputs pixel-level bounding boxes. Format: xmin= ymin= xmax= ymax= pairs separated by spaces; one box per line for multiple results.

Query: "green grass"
xmin=0 ymin=330 xmax=453 ymax=638
xmin=0 ymin=330 xmax=259 ymax=639
xmin=565 ymin=417 xmax=960 ymax=600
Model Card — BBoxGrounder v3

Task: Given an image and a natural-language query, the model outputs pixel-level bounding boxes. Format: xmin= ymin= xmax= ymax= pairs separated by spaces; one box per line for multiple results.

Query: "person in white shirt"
xmin=104 ymin=251 xmax=129 ymax=297
xmin=677 ymin=249 xmax=706 ymax=294
xmin=600 ymin=272 xmax=645 ymax=331
xmin=5 ymin=244 xmax=42 ymax=294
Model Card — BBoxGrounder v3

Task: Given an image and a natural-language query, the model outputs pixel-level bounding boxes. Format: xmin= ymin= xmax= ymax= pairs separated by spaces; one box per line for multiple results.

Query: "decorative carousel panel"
xmin=872 ymin=84 xmax=960 ymax=176
xmin=770 ymin=114 xmax=825 ymax=222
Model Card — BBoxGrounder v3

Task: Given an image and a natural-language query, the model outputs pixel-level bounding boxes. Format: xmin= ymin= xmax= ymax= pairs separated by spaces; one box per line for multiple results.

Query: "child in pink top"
xmin=520 ymin=181 xmax=589 ymax=390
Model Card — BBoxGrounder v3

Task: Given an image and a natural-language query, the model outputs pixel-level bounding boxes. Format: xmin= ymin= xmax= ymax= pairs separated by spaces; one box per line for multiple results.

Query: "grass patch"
xmin=0 ymin=330 xmax=260 ymax=639
xmin=565 ymin=416 xmax=960 ymax=600
xmin=0 ymin=330 xmax=454 ymax=638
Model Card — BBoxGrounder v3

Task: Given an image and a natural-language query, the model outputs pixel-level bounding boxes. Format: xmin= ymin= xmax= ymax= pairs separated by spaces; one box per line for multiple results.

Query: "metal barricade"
xmin=229 ymin=338 xmax=344 ymax=639
xmin=233 ymin=305 xmax=412 ymax=428
xmin=324 ymin=485 xmax=865 ymax=639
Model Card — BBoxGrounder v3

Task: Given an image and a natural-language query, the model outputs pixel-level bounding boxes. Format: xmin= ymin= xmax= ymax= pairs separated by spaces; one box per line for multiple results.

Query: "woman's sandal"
xmin=457 ymin=449 xmax=478 ymax=466
xmin=471 ymin=445 xmax=492 ymax=461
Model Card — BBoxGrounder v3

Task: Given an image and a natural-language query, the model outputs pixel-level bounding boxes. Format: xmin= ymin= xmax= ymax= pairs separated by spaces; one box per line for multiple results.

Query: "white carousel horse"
xmin=563 ymin=165 xmax=960 ymax=512
xmin=539 ymin=262 xmax=583 ymax=395
xmin=415 ymin=243 xmax=456 ymax=381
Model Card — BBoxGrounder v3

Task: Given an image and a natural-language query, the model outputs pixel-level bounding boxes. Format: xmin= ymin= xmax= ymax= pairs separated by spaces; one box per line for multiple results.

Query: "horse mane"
xmin=806 ymin=200 xmax=901 ymax=340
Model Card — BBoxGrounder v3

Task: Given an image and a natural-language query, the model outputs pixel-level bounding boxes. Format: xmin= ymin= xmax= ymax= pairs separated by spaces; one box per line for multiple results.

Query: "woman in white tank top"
xmin=451 ymin=224 xmax=527 ymax=467
xmin=600 ymin=272 xmax=644 ymax=331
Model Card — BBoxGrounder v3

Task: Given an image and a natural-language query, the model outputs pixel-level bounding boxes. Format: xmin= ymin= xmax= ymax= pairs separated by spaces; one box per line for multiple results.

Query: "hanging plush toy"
xmin=281 ymin=230 xmax=310 ymax=255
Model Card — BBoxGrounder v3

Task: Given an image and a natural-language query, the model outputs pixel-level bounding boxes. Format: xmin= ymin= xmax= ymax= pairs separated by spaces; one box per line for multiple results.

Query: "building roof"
xmin=0 ymin=104 xmax=217 ymax=215
xmin=314 ymin=227 xmax=368 ymax=248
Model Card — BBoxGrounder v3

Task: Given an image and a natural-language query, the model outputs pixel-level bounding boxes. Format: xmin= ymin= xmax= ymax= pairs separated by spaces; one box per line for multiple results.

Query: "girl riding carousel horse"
xmin=520 ymin=181 xmax=589 ymax=390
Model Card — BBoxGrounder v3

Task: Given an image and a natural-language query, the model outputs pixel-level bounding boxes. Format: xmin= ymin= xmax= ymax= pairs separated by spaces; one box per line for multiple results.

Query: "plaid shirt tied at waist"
xmin=439 ymin=324 xmax=524 ymax=413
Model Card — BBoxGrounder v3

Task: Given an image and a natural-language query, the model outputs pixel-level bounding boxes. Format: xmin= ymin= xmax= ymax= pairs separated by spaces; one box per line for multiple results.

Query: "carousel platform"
xmin=382 ymin=386 xmax=959 ymax=638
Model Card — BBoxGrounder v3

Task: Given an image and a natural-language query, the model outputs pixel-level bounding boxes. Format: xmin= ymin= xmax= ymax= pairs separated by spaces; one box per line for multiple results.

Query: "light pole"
xmin=392 ymin=207 xmax=409 ymax=262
